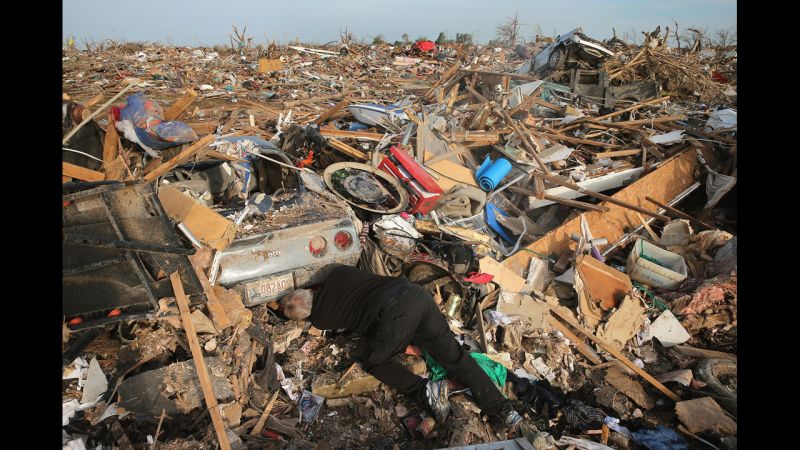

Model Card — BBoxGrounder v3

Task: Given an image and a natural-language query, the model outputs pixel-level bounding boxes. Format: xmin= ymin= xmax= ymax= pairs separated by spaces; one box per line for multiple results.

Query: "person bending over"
xmin=280 ymin=264 xmax=522 ymax=427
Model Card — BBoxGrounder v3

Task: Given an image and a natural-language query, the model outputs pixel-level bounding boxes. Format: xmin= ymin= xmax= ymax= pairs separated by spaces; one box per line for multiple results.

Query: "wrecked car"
xmin=212 ymin=149 xmax=362 ymax=306
xmin=522 ymin=28 xmax=615 ymax=77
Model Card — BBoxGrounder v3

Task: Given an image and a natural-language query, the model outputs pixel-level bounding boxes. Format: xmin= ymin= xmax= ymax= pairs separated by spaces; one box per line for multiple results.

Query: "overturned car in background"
xmin=520 ymin=28 xmax=616 ymax=77
xmin=517 ymin=28 xmax=658 ymax=110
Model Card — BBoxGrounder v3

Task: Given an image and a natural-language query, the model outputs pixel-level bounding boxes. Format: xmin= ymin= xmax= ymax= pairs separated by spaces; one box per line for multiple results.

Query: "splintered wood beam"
xmin=537 ymin=131 xmax=623 ymax=148
xmin=465 ymin=85 xmax=489 ymax=104
xmin=557 ymin=95 xmax=670 ymax=131
xmin=611 ymin=115 xmax=686 ymax=127
xmin=63 ymin=162 xmax=104 ymax=182
xmin=328 ymin=138 xmax=368 ymax=161
xmin=644 ymin=196 xmax=715 ymax=230
xmin=164 ymin=89 xmax=198 ymax=121
xmin=170 ymin=272 xmax=232 ymax=450
xmin=549 ymin=308 xmax=681 ymax=402
xmin=594 ymin=149 xmax=642 ymax=158
xmin=319 ymin=128 xmax=385 ymax=141
xmin=535 ymin=172 xmax=669 ymax=221
xmin=143 ymin=134 xmax=216 ymax=182
xmin=508 ymin=186 xmax=609 ymax=212
xmin=425 ymin=61 xmax=461 ymax=100
xmin=313 ymin=97 xmax=350 ymax=125
xmin=496 ymin=109 xmax=547 ymax=172
xmin=459 ymin=69 xmax=539 ymax=81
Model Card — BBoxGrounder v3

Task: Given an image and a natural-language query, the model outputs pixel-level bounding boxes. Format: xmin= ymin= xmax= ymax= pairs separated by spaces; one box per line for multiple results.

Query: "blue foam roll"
xmin=477 ymin=157 xmax=512 ymax=191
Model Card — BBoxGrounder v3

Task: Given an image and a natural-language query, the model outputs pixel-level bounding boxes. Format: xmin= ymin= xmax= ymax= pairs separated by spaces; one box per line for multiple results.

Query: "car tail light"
xmin=334 ymin=230 xmax=353 ymax=250
xmin=309 ymin=236 xmax=327 ymax=257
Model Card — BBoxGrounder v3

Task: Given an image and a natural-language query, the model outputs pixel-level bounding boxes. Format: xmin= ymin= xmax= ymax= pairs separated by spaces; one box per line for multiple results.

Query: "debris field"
xmin=62 ymin=27 xmax=737 ymax=450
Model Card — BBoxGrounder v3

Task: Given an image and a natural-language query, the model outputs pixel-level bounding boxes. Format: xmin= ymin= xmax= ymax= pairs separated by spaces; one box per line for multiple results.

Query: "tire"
xmin=696 ymin=358 xmax=737 ymax=416
xmin=547 ymin=47 xmax=566 ymax=71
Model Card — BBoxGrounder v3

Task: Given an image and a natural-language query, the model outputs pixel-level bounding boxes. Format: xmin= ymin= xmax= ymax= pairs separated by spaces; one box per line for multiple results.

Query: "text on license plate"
xmin=246 ymin=273 xmax=295 ymax=302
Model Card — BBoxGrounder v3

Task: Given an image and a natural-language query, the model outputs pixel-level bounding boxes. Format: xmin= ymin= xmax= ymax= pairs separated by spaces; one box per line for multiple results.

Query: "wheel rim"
xmin=549 ymin=49 xmax=561 ymax=67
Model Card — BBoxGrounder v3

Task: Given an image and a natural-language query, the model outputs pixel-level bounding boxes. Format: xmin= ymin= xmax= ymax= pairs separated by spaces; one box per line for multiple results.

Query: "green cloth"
xmin=424 ymin=351 xmax=507 ymax=389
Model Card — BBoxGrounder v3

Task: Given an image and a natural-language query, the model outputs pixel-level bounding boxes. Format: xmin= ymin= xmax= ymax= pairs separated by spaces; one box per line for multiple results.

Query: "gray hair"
xmin=280 ymin=289 xmax=313 ymax=321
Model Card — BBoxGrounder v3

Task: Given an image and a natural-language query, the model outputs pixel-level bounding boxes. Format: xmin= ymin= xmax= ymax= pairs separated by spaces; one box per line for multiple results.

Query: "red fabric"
xmin=414 ymin=40 xmax=436 ymax=52
xmin=463 ymin=272 xmax=494 ymax=284
xmin=712 ymin=71 xmax=729 ymax=83
xmin=298 ymin=150 xmax=314 ymax=168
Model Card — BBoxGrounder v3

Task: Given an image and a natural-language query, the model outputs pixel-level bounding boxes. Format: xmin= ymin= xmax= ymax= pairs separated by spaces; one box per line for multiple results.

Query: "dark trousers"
xmin=362 ymin=284 xmax=509 ymax=417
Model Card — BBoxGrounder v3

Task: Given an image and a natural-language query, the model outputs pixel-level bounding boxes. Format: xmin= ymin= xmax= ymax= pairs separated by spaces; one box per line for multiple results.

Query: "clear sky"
xmin=63 ymin=0 xmax=736 ymax=47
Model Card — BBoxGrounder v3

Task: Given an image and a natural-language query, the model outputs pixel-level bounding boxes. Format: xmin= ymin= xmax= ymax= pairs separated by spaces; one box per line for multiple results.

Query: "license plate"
xmin=245 ymin=273 xmax=295 ymax=303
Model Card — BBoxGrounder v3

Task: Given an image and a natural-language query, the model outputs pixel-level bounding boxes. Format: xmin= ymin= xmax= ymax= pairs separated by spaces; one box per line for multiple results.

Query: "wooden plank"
xmin=328 ymin=138 xmax=368 ymax=161
xmin=284 ymin=91 xmax=348 ymax=108
xmin=507 ymin=88 xmax=541 ymax=116
xmin=186 ymin=122 xmax=220 ymax=136
xmin=558 ymin=96 xmax=670 ymax=132
xmin=537 ymin=131 xmax=623 ymax=148
xmin=635 ymin=212 xmax=660 ymax=241
xmin=104 ymin=155 xmax=129 ymax=181
xmin=424 ymin=61 xmax=461 ymax=99
xmin=205 ymin=150 xmax=247 ymax=163
xmin=536 ymin=172 xmax=669 ymax=221
xmin=508 ymin=186 xmax=609 ymax=212
xmin=219 ymin=108 xmax=240 ymax=134
xmin=644 ymin=196 xmax=715 ymax=230
xmin=445 ymin=83 xmax=460 ymax=114
xmin=466 ymin=85 xmax=489 ymax=104
xmin=549 ymin=308 xmax=681 ymax=402
xmin=531 ymin=97 xmax=563 ymax=113
xmin=674 ymin=345 xmax=737 ymax=361
xmin=63 ymin=80 xmax=139 ymax=145
xmin=459 ymin=69 xmax=539 ymax=81
xmin=496 ymin=109 xmax=547 ymax=171
xmin=258 ymin=58 xmax=284 ymax=73
xmin=319 ymin=128 xmax=385 ymax=141
xmin=503 ymin=148 xmax=705 ymax=274
xmin=102 ymin=112 xmax=120 ymax=165
xmin=676 ymin=397 xmax=737 ymax=435
xmin=63 ymin=161 xmax=104 ymax=182
xmin=423 ymin=146 xmax=472 ymax=166
xmin=548 ymin=318 xmax=602 ymax=364
xmin=164 ymin=89 xmax=198 ymax=121
xmin=170 ymin=272 xmax=232 ymax=450
xmin=143 ymin=135 xmax=216 ymax=182
xmin=611 ymin=115 xmax=686 ymax=127
xmin=251 ymin=390 xmax=280 ymax=436
xmin=473 ymin=300 xmax=488 ymax=353
xmin=82 ymin=92 xmax=105 ymax=109
xmin=313 ymin=97 xmax=350 ymax=125
xmin=188 ymin=254 xmax=232 ymax=330
xmin=595 ymin=149 xmax=642 ymax=158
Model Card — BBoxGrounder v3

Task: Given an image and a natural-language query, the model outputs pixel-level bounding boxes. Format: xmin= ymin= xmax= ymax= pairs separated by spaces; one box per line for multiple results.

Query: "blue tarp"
xmin=119 ymin=93 xmax=198 ymax=150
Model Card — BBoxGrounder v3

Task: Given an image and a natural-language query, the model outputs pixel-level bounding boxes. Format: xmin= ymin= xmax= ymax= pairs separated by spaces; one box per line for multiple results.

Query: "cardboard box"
xmin=576 ymin=254 xmax=633 ymax=311
xmin=627 ymin=238 xmax=688 ymax=289
xmin=158 ymin=185 xmax=237 ymax=251
xmin=258 ymin=58 xmax=284 ymax=73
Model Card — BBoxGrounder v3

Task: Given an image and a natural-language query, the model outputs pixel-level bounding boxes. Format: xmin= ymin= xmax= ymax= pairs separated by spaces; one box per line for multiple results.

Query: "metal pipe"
xmin=178 ymin=222 xmax=204 ymax=249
